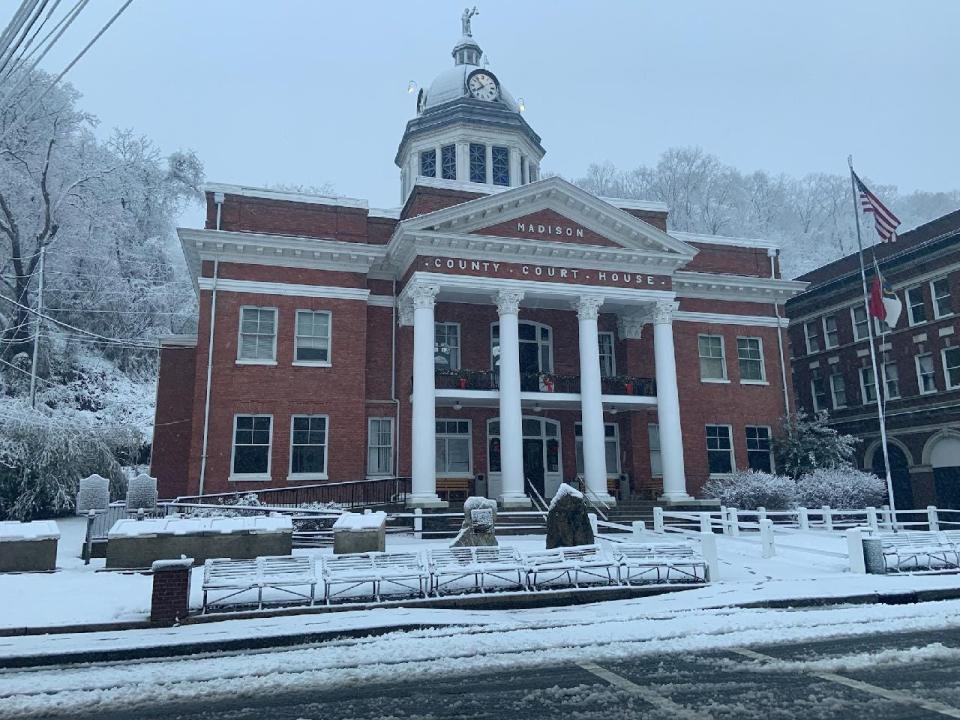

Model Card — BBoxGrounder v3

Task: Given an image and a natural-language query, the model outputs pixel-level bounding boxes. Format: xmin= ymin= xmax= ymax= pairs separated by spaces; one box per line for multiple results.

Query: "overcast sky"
xmin=36 ymin=0 xmax=960 ymax=220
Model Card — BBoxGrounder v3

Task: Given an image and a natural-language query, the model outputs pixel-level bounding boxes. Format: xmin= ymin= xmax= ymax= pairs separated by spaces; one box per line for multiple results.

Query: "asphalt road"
xmin=51 ymin=626 xmax=960 ymax=720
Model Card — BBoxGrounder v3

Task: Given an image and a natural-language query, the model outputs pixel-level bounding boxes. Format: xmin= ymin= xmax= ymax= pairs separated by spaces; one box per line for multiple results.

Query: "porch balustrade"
xmin=433 ymin=369 xmax=656 ymax=396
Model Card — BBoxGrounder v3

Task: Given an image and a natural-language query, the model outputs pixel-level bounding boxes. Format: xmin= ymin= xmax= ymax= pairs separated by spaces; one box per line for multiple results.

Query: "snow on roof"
xmin=422 ymin=64 xmax=521 ymax=113
xmin=670 ymin=229 xmax=780 ymax=251
xmin=598 ymin=196 xmax=669 ymax=213
xmin=108 ymin=516 xmax=292 ymax=538
xmin=0 ymin=520 xmax=60 ymax=541
xmin=203 ymin=183 xmax=370 ymax=211
xmin=332 ymin=511 xmax=387 ymax=531
xmin=548 ymin=482 xmax=584 ymax=510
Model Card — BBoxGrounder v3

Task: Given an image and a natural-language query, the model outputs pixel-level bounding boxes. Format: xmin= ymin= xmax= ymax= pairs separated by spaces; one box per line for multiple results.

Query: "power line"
xmin=0 ymin=352 xmax=57 ymax=387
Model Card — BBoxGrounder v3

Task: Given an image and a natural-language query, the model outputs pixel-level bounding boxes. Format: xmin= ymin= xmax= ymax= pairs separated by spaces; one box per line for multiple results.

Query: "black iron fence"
xmin=173 ymin=476 xmax=411 ymax=509
xmin=435 ymin=369 xmax=655 ymax=396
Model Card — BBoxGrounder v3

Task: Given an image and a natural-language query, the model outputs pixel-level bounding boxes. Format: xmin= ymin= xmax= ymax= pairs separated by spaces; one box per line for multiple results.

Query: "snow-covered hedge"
xmin=702 ymin=470 xmax=796 ymax=510
xmin=125 ymin=473 xmax=157 ymax=510
xmin=795 ymin=467 xmax=886 ymax=509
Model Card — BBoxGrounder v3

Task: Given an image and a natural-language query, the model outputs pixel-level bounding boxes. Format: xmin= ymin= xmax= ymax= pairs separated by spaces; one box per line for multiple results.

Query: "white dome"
xmin=422 ymin=63 xmax=520 ymax=113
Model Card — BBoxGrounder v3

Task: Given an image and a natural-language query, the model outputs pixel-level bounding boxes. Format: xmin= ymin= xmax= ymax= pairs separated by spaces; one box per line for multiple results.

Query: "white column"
xmin=509 ymin=147 xmax=521 ymax=186
xmin=575 ymin=295 xmax=616 ymax=506
xmin=652 ymin=300 xmax=691 ymax=501
xmin=496 ymin=290 xmax=531 ymax=508
xmin=407 ymin=284 xmax=446 ymax=508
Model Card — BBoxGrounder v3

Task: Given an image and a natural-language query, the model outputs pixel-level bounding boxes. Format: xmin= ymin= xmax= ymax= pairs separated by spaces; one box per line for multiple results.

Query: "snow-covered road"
xmin=2 ymin=597 xmax=960 ymax=719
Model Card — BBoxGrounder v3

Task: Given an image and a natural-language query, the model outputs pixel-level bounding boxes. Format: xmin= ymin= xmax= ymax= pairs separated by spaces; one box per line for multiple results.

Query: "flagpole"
xmin=848 ymin=156 xmax=897 ymax=516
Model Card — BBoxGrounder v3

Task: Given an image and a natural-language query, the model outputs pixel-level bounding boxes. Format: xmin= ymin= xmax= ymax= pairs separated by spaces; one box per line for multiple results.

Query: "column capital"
xmin=617 ymin=313 xmax=646 ymax=340
xmin=398 ymin=300 xmax=415 ymax=327
xmin=573 ymin=295 xmax=604 ymax=321
xmin=495 ymin=289 xmax=524 ymax=316
xmin=408 ymin=283 xmax=440 ymax=311
xmin=652 ymin=300 xmax=679 ymax=324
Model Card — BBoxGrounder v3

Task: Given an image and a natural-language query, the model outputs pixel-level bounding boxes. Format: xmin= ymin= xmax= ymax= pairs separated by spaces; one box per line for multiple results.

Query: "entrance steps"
xmin=603 ymin=499 xmax=657 ymax=526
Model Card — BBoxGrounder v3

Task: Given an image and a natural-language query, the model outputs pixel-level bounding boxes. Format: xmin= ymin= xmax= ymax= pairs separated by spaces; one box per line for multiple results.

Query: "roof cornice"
xmin=673 ymin=271 xmax=808 ymax=304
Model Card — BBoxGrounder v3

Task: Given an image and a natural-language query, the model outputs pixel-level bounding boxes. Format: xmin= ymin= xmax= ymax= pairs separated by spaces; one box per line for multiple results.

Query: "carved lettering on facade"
xmin=516 ymin=222 xmax=585 ymax=238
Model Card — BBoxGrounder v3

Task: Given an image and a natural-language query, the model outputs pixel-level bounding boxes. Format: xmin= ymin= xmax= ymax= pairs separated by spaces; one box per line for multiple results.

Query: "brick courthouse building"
xmin=151 ymin=18 xmax=805 ymax=507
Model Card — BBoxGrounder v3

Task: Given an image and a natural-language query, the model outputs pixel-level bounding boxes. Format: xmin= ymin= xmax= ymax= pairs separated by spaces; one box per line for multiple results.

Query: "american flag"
xmin=854 ymin=171 xmax=901 ymax=242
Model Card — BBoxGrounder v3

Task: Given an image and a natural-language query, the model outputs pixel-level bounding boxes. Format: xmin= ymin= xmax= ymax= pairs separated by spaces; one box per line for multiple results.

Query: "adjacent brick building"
xmin=786 ymin=209 xmax=960 ymax=509
xmin=152 ymin=19 xmax=805 ymax=507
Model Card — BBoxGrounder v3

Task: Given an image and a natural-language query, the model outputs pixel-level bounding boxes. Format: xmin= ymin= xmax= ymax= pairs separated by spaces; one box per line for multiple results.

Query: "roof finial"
xmin=462 ymin=6 xmax=478 ymax=37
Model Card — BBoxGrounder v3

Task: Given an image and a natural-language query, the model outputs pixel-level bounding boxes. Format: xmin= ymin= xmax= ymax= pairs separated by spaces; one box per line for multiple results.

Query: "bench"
xmin=202 ymin=555 xmax=316 ymax=612
xmin=436 ymin=478 xmax=470 ymax=503
xmin=613 ymin=543 xmax=707 ymax=584
xmin=522 ymin=544 xmax=618 ymax=589
xmin=428 ymin=546 xmax=526 ymax=595
xmin=872 ymin=531 xmax=959 ymax=572
xmin=321 ymin=551 xmax=429 ymax=603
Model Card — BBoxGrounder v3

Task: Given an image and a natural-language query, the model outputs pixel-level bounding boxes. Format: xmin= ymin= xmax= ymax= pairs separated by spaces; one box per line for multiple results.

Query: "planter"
xmin=458 ymin=378 xmax=469 ymax=389
xmin=623 ymin=382 xmax=634 ymax=395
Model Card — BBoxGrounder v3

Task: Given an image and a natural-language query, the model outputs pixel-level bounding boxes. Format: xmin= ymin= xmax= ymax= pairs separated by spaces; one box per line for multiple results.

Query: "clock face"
xmin=467 ymin=71 xmax=499 ymax=102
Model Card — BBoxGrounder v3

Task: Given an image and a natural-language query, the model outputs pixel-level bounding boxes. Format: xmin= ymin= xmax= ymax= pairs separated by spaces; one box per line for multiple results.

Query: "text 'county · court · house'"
xmin=151 ymin=14 xmax=807 ymax=508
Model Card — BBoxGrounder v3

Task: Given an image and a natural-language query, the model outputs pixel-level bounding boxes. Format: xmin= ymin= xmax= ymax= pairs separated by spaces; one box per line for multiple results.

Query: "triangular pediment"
xmin=393 ymin=176 xmax=697 ymax=259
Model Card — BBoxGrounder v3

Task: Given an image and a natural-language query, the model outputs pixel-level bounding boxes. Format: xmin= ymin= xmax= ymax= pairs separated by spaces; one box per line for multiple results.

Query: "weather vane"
xmin=462 ymin=6 xmax=478 ymax=37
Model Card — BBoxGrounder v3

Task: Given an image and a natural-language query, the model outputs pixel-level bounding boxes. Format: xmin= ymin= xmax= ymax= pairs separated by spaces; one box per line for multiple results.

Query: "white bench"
xmin=613 ymin=543 xmax=707 ymax=584
xmin=202 ymin=556 xmax=316 ymax=611
xmin=873 ymin=531 xmax=959 ymax=572
xmin=428 ymin=546 xmax=526 ymax=595
xmin=321 ymin=551 xmax=429 ymax=603
xmin=522 ymin=544 xmax=618 ymax=589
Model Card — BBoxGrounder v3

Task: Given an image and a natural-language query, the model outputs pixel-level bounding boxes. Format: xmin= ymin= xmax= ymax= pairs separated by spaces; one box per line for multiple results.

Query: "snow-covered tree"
xmin=774 ymin=410 xmax=859 ymax=480
xmin=702 ymin=470 xmax=796 ymax=510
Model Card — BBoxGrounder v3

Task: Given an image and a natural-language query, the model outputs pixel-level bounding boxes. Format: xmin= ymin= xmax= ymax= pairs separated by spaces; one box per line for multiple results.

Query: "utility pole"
xmin=29 ymin=244 xmax=44 ymax=408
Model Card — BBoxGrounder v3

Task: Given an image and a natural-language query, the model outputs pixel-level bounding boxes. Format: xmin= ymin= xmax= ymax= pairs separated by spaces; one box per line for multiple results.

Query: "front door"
xmin=523 ymin=438 xmax=546 ymax=499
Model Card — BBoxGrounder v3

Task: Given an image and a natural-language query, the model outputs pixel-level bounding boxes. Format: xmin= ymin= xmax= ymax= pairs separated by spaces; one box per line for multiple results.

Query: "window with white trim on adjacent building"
xmin=860 ymin=366 xmax=877 ymax=404
xmin=440 ymin=144 xmax=456 ymax=180
xmin=851 ymin=304 xmax=870 ymax=341
xmin=916 ymin=353 xmax=936 ymax=394
xmin=944 ymin=348 xmax=960 ymax=390
xmin=932 ymin=277 xmax=953 ymax=319
xmin=698 ymin=335 xmax=726 ymax=381
xmin=436 ymin=420 xmax=472 ymax=475
xmin=367 ymin=418 xmax=393 ymax=476
xmin=745 ymin=426 xmax=773 ymax=473
xmin=804 ymin=321 xmax=821 ymax=353
xmin=290 ymin=415 xmax=328 ymax=478
xmin=419 ymin=148 xmax=437 ymax=178
xmin=648 ymin=424 xmax=662 ymax=477
xmin=492 ymin=146 xmax=510 ymax=186
xmin=238 ymin=307 xmax=277 ymax=362
xmin=294 ymin=310 xmax=330 ymax=364
xmin=737 ymin=337 xmax=764 ymax=382
xmin=907 ymin=286 xmax=927 ymax=325
xmin=231 ymin=415 xmax=272 ymax=478
xmin=706 ymin=425 xmax=734 ymax=475
xmin=811 ymin=375 xmax=829 ymax=411
xmin=434 ymin=322 xmax=461 ymax=370
xmin=598 ymin=332 xmax=616 ymax=378
xmin=883 ymin=361 xmax=900 ymax=399
xmin=575 ymin=423 xmax=620 ymax=476
xmin=829 ymin=373 xmax=847 ymax=408
xmin=469 ymin=143 xmax=486 ymax=183
xmin=822 ymin=316 xmax=839 ymax=348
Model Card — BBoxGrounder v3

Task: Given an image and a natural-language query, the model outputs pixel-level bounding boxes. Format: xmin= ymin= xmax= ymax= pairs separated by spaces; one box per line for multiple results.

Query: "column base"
xmin=498 ymin=493 xmax=532 ymax=510
xmin=657 ymin=492 xmax=695 ymax=505
xmin=406 ymin=494 xmax=449 ymax=509
xmin=586 ymin=492 xmax=617 ymax=507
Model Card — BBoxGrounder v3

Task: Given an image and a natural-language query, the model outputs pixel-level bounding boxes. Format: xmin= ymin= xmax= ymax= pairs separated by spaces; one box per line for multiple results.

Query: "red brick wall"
xmin=400 ymin=186 xmax=485 ymax=219
xmin=204 ymin=261 xmax=367 ymax=288
xmin=152 ymin=345 xmax=197 ymax=499
xmin=621 ymin=208 xmax=668 ymax=231
xmin=684 ymin=243 xmax=772 ymax=277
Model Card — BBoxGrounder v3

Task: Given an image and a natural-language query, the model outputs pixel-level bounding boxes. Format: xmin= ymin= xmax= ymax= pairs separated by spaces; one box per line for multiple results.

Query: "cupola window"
xmin=492 ymin=146 xmax=510 ymax=186
xmin=441 ymin=144 xmax=457 ymax=180
xmin=419 ymin=149 xmax=437 ymax=178
xmin=469 ymin=143 xmax=486 ymax=183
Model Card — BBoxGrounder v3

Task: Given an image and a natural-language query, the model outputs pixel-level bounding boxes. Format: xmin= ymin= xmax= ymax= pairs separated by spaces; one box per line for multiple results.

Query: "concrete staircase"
xmin=602 ymin=499 xmax=658 ymax=527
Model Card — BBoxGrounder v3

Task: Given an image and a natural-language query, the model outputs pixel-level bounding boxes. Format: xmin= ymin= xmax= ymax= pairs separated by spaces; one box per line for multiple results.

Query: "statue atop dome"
xmin=461 ymin=6 xmax=478 ymax=37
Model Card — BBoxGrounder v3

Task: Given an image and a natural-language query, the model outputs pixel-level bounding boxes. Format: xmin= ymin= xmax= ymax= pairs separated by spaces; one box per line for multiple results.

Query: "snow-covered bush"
xmin=125 ymin=473 xmax=158 ymax=510
xmin=796 ymin=467 xmax=886 ymax=509
xmin=77 ymin=474 xmax=110 ymax=514
xmin=702 ymin=470 xmax=797 ymax=510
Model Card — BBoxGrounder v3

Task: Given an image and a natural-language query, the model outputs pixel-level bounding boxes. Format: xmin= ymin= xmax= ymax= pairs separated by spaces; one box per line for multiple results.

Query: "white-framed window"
xmin=706 ymin=425 xmax=734 ymax=475
xmin=851 ymin=304 xmax=870 ymax=341
xmin=598 ymin=331 xmax=616 ymax=378
xmin=436 ymin=419 xmax=472 ymax=476
xmin=859 ymin=366 xmax=877 ymax=405
xmin=907 ymin=286 xmax=927 ymax=326
xmin=491 ymin=321 xmax=553 ymax=373
xmin=230 ymin=414 xmax=272 ymax=480
xmin=419 ymin=148 xmax=436 ymax=178
xmin=822 ymin=315 xmax=839 ymax=348
xmin=916 ymin=353 xmax=936 ymax=395
xmin=737 ymin=337 xmax=765 ymax=383
xmin=829 ymin=374 xmax=847 ymax=409
xmin=294 ymin=310 xmax=331 ymax=365
xmin=745 ymin=426 xmax=773 ymax=473
xmin=874 ymin=317 xmax=891 ymax=336
xmin=440 ymin=144 xmax=457 ymax=180
xmin=932 ymin=277 xmax=953 ymax=319
xmin=811 ymin=376 xmax=829 ymax=412
xmin=289 ymin=415 xmax=328 ymax=479
xmin=492 ymin=145 xmax=510 ymax=186
xmin=698 ymin=334 xmax=727 ymax=381
xmin=804 ymin=321 xmax=821 ymax=354
xmin=435 ymin=322 xmax=461 ymax=371
xmin=648 ymin=423 xmax=662 ymax=477
xmin=367 ymin=417 xmax=394 ymax=476
xmin=469 ymin=142 xmax=486 ymax=183
xmin=883 ymin=362 xmax=900 ymax=400
xmin=575 ymin=423 xmax=620 ymax=476
xmin=943 ymin=347 xmax=960 ymax=390
xmin=237 ymin=307 xmax=277 ymax=363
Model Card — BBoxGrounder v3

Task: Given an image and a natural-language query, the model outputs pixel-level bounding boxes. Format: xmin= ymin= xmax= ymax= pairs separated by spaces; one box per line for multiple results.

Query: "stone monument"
xmin=451 ymin=496 xmax=498 ymax=547
xmin=546 ymin=483 xmax=594 ymax=549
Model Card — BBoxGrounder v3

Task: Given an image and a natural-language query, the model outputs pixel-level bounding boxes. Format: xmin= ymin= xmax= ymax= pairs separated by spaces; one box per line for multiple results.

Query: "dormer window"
xmin=420 ymin=149 xmax=437 ymax=178
xmin=469 ymin=143 xmax=486 ymax=183
xmin=492 ymin=146 xmax=510 ymax=186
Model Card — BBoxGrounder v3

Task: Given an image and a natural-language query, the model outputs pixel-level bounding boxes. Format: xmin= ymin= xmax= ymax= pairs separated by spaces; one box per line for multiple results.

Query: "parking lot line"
xmin=578 ymin=661 xmax=711 ymax=720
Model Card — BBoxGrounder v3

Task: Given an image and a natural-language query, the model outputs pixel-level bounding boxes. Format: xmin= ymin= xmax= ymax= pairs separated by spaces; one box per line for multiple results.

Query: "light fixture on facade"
xmin=609 ymin=406 xmax=619 ymax=415
xmin=407 ymin=80 xmax=418 ymax=93
xmin=533 ymin=403 xmax=542 ymax=413
xmin=453 ymin=401 xmax=462 ymax=411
